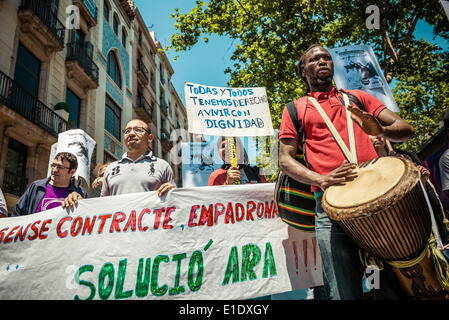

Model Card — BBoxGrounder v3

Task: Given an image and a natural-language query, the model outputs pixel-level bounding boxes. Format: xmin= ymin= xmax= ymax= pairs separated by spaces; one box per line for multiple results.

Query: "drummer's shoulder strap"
xmin=286 ymin=91 xmax=366 ymax=168
xmin=286 ymin=99 xmax=309 ymax=167
xmin=338 ymin=89 xmax=366 ymax=112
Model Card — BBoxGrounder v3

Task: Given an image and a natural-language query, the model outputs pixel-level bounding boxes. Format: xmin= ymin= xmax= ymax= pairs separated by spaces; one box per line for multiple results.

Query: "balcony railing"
xmin=66 ymin=42 xmax=99 ymax=84
xmin=19 ymin=0 xmax=65 ymax=45
xmin=136 ymin=94 xmax=153 ymax=119
xmin=83 ymin=0 xmax=97 ymax=21
xmin=161 ymin=132 xmax=172 ymax=146
xmin=161 ymin=126 xmax=170 ymax=136
xmin=137 ymin=59 xmax=149 ymax=82
xmin=2 ymin=170 xmax=27 ymax=197
xmin=0 ymin=70 xmax=68 ymax=137
xmin=160 ymin=100 xmax=168 ymax=115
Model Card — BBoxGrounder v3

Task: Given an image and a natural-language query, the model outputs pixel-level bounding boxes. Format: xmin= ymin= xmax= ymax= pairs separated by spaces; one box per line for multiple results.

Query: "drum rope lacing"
xmin=427 ymin=235 xmax=449 ymax=291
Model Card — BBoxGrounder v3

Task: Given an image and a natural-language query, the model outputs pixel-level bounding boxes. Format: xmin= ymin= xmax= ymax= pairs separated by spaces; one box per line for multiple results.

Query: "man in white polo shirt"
xmin=63 ymin=119 xmax=175 ymax=206
xmin=101 ymin=119 xmax=175 ymax=197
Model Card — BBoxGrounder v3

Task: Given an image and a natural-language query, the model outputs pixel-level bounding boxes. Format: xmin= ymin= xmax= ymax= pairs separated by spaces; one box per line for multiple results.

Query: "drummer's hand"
xmin=226 ymin=166 xmax=241 ymax=185
xmin=418 ymin=166 xmax=430 ymax=184
xmin=62 ymin=192 xmax=83 ymax=209
xmin=319 ymin=160 xmax=357 ymax=190
xmin=347 ymin=104 xmax=385 ymax=137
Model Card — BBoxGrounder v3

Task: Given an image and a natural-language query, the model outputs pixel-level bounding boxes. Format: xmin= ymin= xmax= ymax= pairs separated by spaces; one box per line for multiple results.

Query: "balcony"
xmin=18 ymin=0 xmax=65 ymax=54
xmin=0 ymin=70 xmax=68 ymax=137
xmin=135 ymin=94 xmax=153 ymax=121
xmin=137 ymin=59 xmax=149 ymax=85
xmin=160 ymin=100 xmax=168 ymax=116
xmin=2 ymin=170 xmax=27 ymax=197
xmin=119 ymin=0 xmax=136 ymax=21
xmin=160 ymin=131 xmax=172 ymax=152
xmin=72 ymin=0 xmax=97 ymax=28
xmin=66 ymin=42 xmax=99 ymax=90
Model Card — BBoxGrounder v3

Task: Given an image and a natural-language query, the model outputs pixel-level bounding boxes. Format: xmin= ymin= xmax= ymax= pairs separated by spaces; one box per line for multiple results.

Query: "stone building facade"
xmin=0 ymin=0 xmax=187 ymax=215
xmin=132 ymin=8 xmax=188 ymax=186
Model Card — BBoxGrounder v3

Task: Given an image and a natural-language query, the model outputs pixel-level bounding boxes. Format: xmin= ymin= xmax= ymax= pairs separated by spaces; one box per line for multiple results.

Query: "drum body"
xmin=391 ymin=249 xmax=448 ymax=300
xmin=322 ymin=156 xmax=431 ymax=261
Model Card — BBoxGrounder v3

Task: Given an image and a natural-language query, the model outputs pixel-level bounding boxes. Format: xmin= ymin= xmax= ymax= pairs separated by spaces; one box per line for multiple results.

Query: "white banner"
xmin=184 ymin=82 xmax=274 ymax=137
xmin=329 ymin=45 xmax=400 ymax=113
xmin=47 ymin=129 xmax=96 ymax=185
xmin=0 ymin=184 xmax=322 ymax=300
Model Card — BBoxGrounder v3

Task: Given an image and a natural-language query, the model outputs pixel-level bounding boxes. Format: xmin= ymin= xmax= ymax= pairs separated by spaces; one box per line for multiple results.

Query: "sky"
xmin=133 ymin=0 xmax=233 ymax=103
xmin=133 ymin=1 xmax=449 ymax=105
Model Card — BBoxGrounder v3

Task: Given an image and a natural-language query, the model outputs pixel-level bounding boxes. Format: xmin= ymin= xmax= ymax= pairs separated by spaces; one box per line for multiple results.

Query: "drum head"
xmin=325 ymin=157 xmax=406 ymax=208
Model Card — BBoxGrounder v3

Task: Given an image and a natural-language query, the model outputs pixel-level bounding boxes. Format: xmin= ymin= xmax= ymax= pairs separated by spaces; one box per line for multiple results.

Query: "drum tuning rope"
xmin=428 ymin=235 xmax=449 ymax=291
xmin=387 ymin=245 xmax=429 ymax=269
xmin=360 ymin=250 xmax=384 ymax=271
xmin=426 ymin=181 xmax=449 ymax=234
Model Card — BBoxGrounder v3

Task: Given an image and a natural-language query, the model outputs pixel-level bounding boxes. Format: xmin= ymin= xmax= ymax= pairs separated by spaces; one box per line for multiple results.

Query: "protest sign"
xmin=47 ymin=129 xmax=96 ymax=185
xmin=181 ymin=137 xmax=263 ymax=187
xmin=329 ymin=45 xmax=400 ymax=112
xmin=441 ymin=0 xmax=449 ymax=21
xmin=181 ymin=141 xmax=220 ymax=187
xmin=0 ymin=184 xmax=322 ymax=300
xmin=184 ymin=82 xmax=274 ymax=137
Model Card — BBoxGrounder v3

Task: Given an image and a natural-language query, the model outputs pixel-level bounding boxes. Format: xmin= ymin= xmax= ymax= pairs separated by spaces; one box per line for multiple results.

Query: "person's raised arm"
xmin=348 ymin=105 xmax=414 ymax=143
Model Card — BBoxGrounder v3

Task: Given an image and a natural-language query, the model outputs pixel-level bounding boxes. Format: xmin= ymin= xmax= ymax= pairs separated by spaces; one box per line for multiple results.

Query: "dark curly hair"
xmin=55 ymin=152 xmax=78 ymax=171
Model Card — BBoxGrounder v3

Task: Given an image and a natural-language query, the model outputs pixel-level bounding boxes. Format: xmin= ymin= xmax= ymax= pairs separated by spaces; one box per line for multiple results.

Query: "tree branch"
xmin=380 ymin=3 xmax=398 ymax=62
xmin=396 ymin=7 xmax=422 ymax=58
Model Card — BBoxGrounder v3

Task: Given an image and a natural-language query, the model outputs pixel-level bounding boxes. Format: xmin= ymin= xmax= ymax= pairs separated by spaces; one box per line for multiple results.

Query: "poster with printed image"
xmin=329 ymin=45 xmax=400 ymax=112
xmin=181 ymin=141 xmax=221 ymax=187
xmin=47 ymin=129 xmax=96 ymax=185
xmin=441 ymin=0 xmax=449 ymax=20
xmin=181 ymin=136 xmax=263 ymax=187
xmin=184 ymin=82 xmax=274 ymax=137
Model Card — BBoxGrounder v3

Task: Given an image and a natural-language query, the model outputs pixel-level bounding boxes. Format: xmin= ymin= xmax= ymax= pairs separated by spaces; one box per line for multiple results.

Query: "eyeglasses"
xmin=123 ymin=127 xmax=149 ymax=135
xmin=51 ymin=163 xmax=70 ymax=170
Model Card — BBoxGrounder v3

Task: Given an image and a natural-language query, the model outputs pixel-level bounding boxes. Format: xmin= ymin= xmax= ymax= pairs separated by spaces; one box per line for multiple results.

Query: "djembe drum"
xmin=321 ymin=156 xmax=448 ymax=299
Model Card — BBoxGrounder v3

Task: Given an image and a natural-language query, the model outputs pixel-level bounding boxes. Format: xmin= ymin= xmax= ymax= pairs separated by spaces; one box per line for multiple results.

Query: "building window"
xmin=150 ymin=71 xmax=155 ymax=89
xmin=113 ymin=15 xmax=119 ymax=35
xmin=14 ymin=43 xmax=40 ymax=97
xmin=137 ymin=84 xmax=143 ymax=103
xmin=107 ymin=51 xmax=121 ymax=89
xmin=104 ymin=151 xmax=117 ymax=163
xmin=49 ymin=0 xmax=60 ymax=15
xmin=122 ymin=28 xmax=127 ymax=48
xmin=69 ymin=28 xmax=85 ymax=44
xmin=160 ymin=63 xmax=165 ymax=84
xmin=103 ymin=0 xmax=110 ymax=22
xmin=2 ymin=138 xmax=28 ymax=196
xmin=105 ymin=95 xmax=121 ymax=140
xmin=66 ymin=88 xmax=81 ymax=128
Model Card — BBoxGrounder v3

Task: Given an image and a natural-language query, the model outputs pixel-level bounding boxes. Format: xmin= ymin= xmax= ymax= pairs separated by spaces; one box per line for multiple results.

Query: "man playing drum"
xmin=278 ymin=44 xmax=415 ymax=299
